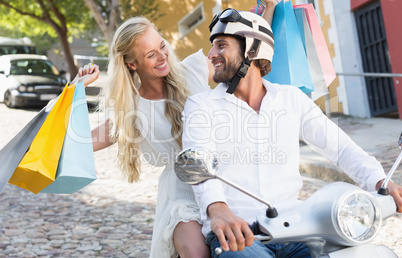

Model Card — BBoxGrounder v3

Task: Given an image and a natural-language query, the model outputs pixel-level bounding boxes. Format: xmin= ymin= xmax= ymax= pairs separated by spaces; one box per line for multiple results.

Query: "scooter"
xmin=174 ymin=134 xmax=402 ymax=257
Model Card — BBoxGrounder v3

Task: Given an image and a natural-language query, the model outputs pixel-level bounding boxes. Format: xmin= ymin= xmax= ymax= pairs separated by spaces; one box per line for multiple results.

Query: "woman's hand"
xmin=261 ymin=0 xmax=278 ymax=8
xmin=71 ymin=63 xmax=100 ymax=87
xmin=261 ymin=0 xmax=278 ymax=26
xmin=250 ymin=0 xmax=277 ymax=26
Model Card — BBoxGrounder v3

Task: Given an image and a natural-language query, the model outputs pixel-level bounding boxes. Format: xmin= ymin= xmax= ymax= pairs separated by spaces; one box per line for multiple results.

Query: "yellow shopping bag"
xmin=8 ymin=83 xmax=76 ymax=194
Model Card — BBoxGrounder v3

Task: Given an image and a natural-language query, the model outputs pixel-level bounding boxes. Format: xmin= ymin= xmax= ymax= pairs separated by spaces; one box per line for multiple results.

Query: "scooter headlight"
xmin=335 ymin=191 xmax=381 ymax=243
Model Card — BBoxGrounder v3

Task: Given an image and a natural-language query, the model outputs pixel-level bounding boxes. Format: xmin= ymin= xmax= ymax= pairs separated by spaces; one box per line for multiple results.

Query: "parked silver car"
xmin=0 ymin=54 xmax=67 ymax=108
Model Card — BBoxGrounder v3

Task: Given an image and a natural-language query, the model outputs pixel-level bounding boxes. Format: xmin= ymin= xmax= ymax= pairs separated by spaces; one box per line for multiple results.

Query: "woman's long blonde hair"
xmin=100 ymin=17 xmax=190 ymax=183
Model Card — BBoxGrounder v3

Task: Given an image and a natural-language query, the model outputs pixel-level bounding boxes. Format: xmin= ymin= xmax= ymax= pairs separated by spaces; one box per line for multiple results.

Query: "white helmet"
xmin=209 ymin=8 xmax=274 ymax=93
xmin=209 ymin=8 xmax=274 ymax=62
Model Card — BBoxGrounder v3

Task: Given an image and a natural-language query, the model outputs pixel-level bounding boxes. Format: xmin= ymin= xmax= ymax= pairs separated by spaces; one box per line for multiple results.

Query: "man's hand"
xmin=208 ymin=202 xmax=254 ymax=252
xmin=71 ymin=63 xmax=100 ymax=87
xmin=388 ymin=181 xmax=402 ymax=213
xmin=376 ymin=179 xmax=402 ymax=213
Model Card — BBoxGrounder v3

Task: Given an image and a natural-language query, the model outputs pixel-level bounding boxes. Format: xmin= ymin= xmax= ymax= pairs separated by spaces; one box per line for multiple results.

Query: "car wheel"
xmin=4 ymin=90 xmax=15 ymax=108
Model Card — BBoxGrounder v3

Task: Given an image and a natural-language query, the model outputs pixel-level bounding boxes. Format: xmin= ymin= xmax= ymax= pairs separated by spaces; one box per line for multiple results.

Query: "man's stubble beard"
xmin=213 ymin=52 xmax=244 ymax=84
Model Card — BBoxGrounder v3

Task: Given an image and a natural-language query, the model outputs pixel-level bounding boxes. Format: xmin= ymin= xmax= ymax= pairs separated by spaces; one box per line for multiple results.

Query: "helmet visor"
xmin=209 ymin=8 xmax=252 ymax=32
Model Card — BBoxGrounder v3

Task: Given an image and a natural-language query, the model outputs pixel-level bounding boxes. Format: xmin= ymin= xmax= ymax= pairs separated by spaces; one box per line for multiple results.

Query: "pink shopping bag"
xmin=294 ymin=4 xmax=336 ymax=87
xmin=294 ymin=6 xmax=329 ymax=100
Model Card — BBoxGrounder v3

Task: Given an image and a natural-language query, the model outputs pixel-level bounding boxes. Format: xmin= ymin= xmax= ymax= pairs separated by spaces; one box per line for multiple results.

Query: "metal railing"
xmin=336 ymin=72 xmax=402 ymax=78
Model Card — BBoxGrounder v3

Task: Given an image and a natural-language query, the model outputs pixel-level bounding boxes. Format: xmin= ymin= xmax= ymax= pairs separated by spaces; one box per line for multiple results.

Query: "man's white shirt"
xmin=182 ymin=79 xmax=385 ymax=237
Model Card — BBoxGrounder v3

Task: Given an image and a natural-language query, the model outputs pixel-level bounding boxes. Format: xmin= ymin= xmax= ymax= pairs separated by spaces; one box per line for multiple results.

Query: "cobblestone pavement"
xmin=335 ymin=115 xmax=402 ymax=186
xmin=0 ymin=104 xmax=400 ymax=257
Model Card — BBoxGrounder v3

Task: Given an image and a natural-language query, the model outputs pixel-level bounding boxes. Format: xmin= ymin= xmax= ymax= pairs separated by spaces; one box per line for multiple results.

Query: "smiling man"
xmin=181 ymin=8 xmax=402 ymax=258
xmin=210 ymin=36 xmax=244 ymax=83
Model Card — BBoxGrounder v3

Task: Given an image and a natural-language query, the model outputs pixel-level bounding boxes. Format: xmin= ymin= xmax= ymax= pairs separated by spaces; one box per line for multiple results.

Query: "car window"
xmin=0 ymin=46 xmax=36 ymax=55
xmin=10 ymin=59 xmax=60 ymax=76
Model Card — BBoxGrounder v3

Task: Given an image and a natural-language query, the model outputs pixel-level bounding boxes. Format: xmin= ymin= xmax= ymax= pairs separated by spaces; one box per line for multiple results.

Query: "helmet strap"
xmin=226 ymin=57 xmax=251 ymax=94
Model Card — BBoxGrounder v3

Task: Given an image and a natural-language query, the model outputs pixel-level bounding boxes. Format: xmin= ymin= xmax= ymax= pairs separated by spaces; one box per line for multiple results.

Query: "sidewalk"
xmin=300 ymin=115 xmax=402 ymax=185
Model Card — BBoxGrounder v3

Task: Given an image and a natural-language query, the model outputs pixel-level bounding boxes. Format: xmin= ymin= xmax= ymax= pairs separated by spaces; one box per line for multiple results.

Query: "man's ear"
xmin=127 ymin=63 xmax=137 ymax=70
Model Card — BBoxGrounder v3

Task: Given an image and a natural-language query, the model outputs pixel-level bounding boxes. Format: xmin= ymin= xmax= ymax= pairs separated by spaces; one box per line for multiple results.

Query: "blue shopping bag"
xmin=264 ymin=0 xmax=314 ymax=94
xmin=41 ymin=81 xmax=96 ymax=194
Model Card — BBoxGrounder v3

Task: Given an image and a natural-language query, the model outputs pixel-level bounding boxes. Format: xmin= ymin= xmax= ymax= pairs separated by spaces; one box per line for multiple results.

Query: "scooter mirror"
xmin=175 ymin=147 xmax=279 ymax=217
xmin=174 ymin=147 xmax=218 ymax=185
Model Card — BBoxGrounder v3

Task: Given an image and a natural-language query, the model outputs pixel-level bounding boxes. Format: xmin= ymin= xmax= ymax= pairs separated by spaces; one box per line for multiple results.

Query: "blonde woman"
xmin=75 ymin=17 xmax=210 ymax=257
xmin=74 ymin=2 xmax=276 ymax=257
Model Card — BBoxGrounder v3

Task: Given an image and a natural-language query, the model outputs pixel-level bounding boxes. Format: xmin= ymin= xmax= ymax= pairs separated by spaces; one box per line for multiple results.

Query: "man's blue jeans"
xmin=206 ymin=231 xmax=311 ymax=258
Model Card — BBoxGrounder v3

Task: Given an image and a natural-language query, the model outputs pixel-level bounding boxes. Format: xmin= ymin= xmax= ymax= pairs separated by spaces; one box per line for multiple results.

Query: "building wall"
xmin=379 ymin=0 xmax=402 ymax=119
xmin=323 ymin=0 xmax=349 ymax=115
xmin=350 ymin=0 xmax=375 ymax=9
xmin=349 ymin=0 xmax=402 ymax=118
xmin=309 ymin=0 xmax=343 ymax=114
xmin=332 ymin=0 xmax=371 ymax=117
xmin=155 ymin=0 xmax=211 ymax=61
xmin=155 ymin=0 xmax=255 ymax=61
xmin=154 ymin=0 xmax=344 ymax=114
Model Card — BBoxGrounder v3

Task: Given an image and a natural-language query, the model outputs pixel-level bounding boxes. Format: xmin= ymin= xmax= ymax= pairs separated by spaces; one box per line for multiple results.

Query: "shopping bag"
xmin=8 ymin=83 xmax=75 ymax=194
xmin=294 ymin=3 xmax=336 ymax=87
xmin=294 ymin=7 xmax=328 ymax=100
xmin=264 ymin=0 xmax=314 ymax=94
xmin=250 ymin=0 xmax=265 ymax=14
xmin=41 ymin=81 xmax=96 ymax=194
xmin=0 ymin=105 xmax=52 ymax=194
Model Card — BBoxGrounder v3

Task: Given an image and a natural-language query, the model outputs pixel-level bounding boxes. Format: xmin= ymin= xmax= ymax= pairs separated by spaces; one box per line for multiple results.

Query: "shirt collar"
xmin=261 ymin=78 xmax=272 ymax=93
xmin=207 ymin=82 xmax=229 ymax=100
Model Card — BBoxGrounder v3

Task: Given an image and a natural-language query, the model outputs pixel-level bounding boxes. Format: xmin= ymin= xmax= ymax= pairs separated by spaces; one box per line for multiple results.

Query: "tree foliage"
xmin=0 ymin=0 xmax=95 ymax=75
xmin=120 ymin=0 xmax=162 ymax=21
xmin=84 ymin=0 xmax=164 ymax=56
xmin=0 ymin=0 xmax=164 ymax=75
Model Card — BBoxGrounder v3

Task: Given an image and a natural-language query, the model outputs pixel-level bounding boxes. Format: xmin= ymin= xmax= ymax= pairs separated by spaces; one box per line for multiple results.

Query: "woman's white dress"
xmin=137 ymin=50 xmax=209 ymax=257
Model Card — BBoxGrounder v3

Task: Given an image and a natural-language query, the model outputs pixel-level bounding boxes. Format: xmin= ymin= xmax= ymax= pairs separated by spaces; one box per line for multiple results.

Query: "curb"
xmin=299 ymin=159 xmax=354 ymax=184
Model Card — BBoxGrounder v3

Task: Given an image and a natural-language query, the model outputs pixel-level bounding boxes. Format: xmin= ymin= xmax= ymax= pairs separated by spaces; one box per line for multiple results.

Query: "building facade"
xmin=330 ymin=0 xmax=401 ymax=118
xmin=152 ymin=0 xmax=401 ymax=118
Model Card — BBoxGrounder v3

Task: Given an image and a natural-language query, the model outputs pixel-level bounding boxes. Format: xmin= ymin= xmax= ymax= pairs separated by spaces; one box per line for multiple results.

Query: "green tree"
xmin=84 ymin=0 xmax=163 ymax=54
xmin=0 ymin=0 xmax=163 ymax=75
xmin=0 ymin=0 xmax=94 ymax=76
xmin=0 ymin=25 xmax=57 ymax=55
